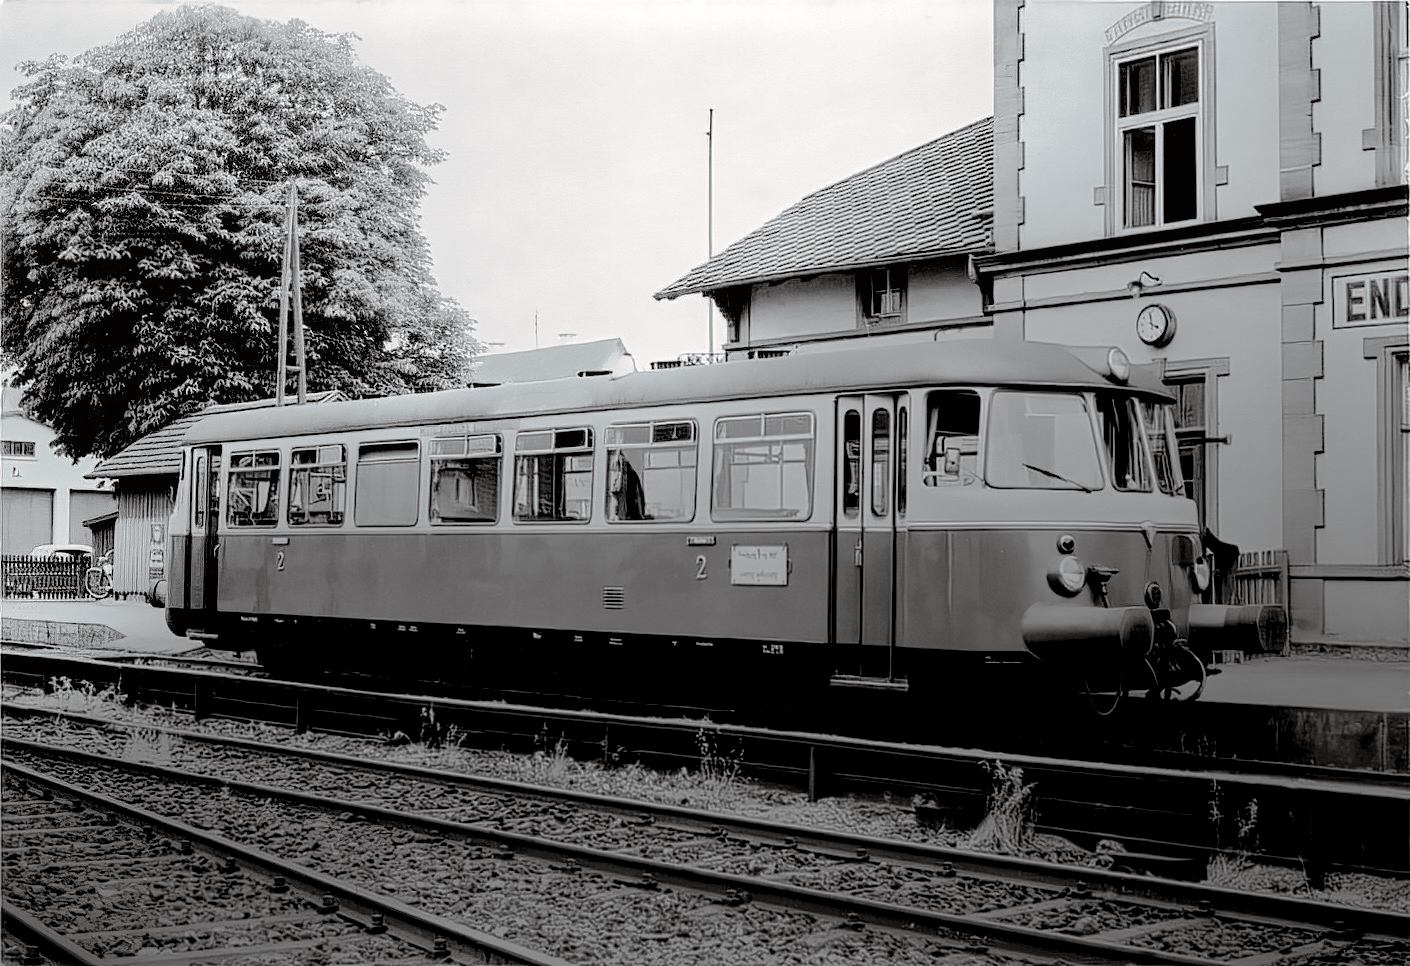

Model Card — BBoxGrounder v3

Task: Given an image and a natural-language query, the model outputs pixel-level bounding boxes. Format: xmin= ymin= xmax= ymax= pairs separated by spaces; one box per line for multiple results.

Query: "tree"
xmin=1 ymin=4 xmax=480 ymax=459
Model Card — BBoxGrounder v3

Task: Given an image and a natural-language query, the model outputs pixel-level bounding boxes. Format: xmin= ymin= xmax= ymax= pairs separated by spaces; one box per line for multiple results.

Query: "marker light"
xmin=1193 ymin=555 xmax=1211 ymax=593
xmin=1106 ymin=347 xmax=1131 ymax=383
xmin=1053 ymin=555 xmax=1086 ymax=596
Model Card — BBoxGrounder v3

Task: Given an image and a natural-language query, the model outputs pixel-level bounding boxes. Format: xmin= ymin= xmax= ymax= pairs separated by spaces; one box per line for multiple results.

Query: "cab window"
xmin=922 ymin=390 xmax=982 ymax=486
xmin=431 ymin=434 xmax=501 ymax=524
xmin=606 ymin=420 xmax=696 ymax=522
xmin=289 ymin=444 xmax=346 ymax=526
xmin=1139 ymin=400 xmax=1185 ymax=496
xmin=712 ymin=412 xmax=814 ymax=521
xmin=514 ymin=428 xmax=594 ymax=522
xmin=986 ymin=392 xmax=1104 ymax=491
xmin=227 ymin=451 xmax=281 ymax=527
xmin=1096 ymin=393 xmax=1154 ymax=492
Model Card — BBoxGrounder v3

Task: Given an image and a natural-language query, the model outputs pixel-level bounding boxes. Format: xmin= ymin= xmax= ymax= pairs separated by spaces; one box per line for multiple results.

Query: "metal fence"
xmin=1 ymin=556 xmax=86 ymax=600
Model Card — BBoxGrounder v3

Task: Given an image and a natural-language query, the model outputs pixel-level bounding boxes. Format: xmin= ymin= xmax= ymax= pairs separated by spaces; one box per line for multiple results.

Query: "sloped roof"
xmin=87 ymin=390 xmax=345 ymax=479
xmin=468 ymin=339 xmax=633 ymax=387
xmin=655 ymin=116 xmax=994 ymax=300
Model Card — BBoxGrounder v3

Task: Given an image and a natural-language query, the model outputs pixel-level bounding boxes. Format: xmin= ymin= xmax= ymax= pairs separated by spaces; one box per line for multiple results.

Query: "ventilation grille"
xmin=602 ymin=587 xmax=625 ymax=610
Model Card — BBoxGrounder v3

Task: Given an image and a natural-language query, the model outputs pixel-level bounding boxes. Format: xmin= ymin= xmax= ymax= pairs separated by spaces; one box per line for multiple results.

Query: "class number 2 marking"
xmin=695 ymin=555 xmax=708 ymax=580
xmin=276 ymin=550 xmax=286 ymax=572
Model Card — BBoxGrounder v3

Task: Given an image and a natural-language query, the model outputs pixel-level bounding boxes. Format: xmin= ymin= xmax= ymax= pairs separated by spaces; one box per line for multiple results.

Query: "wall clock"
xmin=1135 ymin=303 xmax=1177 ymax=348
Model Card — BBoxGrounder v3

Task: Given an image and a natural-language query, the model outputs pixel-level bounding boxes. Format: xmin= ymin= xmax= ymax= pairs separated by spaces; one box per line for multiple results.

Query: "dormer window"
xmin=858 ymin=266 xmax=907 ymax=325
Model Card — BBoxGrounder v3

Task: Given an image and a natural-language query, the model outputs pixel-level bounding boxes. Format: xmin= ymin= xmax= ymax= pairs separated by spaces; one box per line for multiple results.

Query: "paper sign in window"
xmin=730 ymin=545 xmax=788 ymax=586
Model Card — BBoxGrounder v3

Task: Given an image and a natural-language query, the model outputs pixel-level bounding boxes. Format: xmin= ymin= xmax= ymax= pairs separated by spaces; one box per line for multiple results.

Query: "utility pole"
xmin=706 ymin=108 xmax=714 ymax=357
xmin=275 ymin=182 xmax=306 ymax=406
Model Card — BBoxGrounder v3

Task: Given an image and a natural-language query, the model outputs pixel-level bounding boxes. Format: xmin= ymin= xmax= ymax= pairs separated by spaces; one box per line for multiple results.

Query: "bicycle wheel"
xmin=85 ymin=567 xmax=112 ymax=599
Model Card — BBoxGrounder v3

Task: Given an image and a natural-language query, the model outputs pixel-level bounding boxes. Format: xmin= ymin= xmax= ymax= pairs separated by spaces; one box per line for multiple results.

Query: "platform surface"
xmin=1200 ymin=653 xmax=1409 ymax=714
xmin=2 ymin=597 xmax=190 ymax=654
xmin=2 ymin=599 xmax=1408 ymax=713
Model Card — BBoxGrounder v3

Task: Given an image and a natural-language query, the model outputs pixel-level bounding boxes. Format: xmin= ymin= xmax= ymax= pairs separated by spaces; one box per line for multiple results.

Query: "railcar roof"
xmin=183 ymin=339 xmax=1171 ymax=445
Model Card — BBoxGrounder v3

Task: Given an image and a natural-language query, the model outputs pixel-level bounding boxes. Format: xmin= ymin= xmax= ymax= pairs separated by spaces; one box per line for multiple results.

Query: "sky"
xmin=0 ymin=0 xmax=995 ymax=368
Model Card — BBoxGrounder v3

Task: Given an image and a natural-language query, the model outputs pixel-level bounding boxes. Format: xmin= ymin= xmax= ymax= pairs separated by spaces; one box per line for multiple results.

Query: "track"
xmin=0 ymin=760 xmax=570 ymax=965
xmin=3 ymin=649 xmax=1407 ymax=879
xmin=4 ymin=719 xmax=1406 ymax=965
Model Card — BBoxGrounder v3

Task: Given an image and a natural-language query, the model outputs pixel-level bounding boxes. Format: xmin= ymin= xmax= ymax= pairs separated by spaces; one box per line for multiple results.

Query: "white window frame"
xmin=1104 ymin=25 xmax=1216 ymax=234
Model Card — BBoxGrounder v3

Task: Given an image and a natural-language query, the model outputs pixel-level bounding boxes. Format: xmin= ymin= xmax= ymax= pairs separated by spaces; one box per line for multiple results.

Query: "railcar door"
xmin=834 ymin=394 xmax=899 ymax=678
xmin=187 ymin=446 xmax=222 ymax=623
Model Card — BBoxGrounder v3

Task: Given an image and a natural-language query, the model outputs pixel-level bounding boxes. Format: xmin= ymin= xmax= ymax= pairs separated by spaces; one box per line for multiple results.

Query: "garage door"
xmin=69 ymin=490 xmax=118 ymax=544
xmin=2 ymin=487 xmax=54 ymax=553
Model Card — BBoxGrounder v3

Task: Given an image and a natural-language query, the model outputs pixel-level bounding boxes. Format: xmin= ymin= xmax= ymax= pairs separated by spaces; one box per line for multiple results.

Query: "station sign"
xmin=1332 ymin=271 xmax=1408 ymax=328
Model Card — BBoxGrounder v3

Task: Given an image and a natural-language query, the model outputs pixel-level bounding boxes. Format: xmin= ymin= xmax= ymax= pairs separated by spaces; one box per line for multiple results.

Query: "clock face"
xmin=1136 ymin=304 xmax=1175 ymax=347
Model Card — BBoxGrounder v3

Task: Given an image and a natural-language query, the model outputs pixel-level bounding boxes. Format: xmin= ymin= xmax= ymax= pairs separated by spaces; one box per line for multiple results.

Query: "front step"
xmin=828 ymin=674 xmax=909 ymax=691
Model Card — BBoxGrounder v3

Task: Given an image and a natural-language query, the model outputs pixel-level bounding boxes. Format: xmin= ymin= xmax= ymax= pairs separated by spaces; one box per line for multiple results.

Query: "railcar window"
xmin=227 ymin=451 xmax=281 ymax=527
xmin=355 ymin=442 xmax=420 ymax=526
xmin=712 ymin=412 xmax=814 ymax=522
xmin=1139 ymin=401 xmax=1184 ymax=496
xmin=513 ymin=428 xmax=594 ymax=522
xmin=871 ymin=409 xmax=891 ymax=516
xmin=922 ymin=390 xmax=982 ymax=486
xmin=842 ymin=410 xmax=861 ymax=519
xmin=986 ymin=393 xmax=1105 ymax=491
xmin=289 ymin=445 xmax=346 ymax=526
xmin=1096 ymin=393 xmax=1154 ymax=491
xmin=897 ymin=406 xmax=908 ymax=516
xmin=605 ymin=421 xmax=696 ymax=522
xmin=430 ymin=434 xmax=500 ymax=524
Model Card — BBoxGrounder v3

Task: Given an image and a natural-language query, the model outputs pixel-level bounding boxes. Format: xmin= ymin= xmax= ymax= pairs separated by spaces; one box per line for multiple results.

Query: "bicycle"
xmin=84 ymin=551 xmax=114 ymax=600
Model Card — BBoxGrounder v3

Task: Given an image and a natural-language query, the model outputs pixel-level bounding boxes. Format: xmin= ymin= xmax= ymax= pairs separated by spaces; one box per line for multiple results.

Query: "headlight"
xmin=1106 ymin=346 xmax=1131 ymax=383
xmin=1193 ymin=556 xmax=1211 ymax=592
xmin=1050 ymin=555 xmax=1086 ymax=596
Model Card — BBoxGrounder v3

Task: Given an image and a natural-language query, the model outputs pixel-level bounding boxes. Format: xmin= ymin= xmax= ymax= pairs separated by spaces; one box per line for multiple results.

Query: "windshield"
xmin=1095 ymin=393 xmax=1153 ymax=492
xmin=985 ymin=391 xmax=1105 ymax=491
xmin=1139 ymin=400 xmax=1185 ymax=496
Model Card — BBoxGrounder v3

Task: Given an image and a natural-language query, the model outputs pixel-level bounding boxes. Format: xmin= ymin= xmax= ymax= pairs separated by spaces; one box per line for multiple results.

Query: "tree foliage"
xmin=2 ymin=4 xmax=479 ymax=459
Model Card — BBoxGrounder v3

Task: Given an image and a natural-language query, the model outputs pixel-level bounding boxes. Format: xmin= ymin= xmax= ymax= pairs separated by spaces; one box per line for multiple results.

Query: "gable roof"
xmin=655 ymin=116 xmax=994 ymax=300
xmin=468 ymin=339 xmax=634 ymax=387
xmin=87 ymin=390 xmax=345 ymax=479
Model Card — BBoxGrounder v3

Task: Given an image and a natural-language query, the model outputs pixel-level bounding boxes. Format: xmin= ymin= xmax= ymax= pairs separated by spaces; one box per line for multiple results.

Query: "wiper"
xmin=1021 ymin=462 xmax=1094 ymax=492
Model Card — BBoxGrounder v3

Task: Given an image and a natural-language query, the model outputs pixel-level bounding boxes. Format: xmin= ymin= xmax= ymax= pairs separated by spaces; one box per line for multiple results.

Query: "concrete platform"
xmin=2 ymin=598 xmax=191 ymax=654
xmin=1202 ymin=654 xmax=1409 ymax=714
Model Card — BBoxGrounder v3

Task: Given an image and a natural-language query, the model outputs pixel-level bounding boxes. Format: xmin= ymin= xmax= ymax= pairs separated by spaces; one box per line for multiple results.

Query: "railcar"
xmin=166 ymin=338 xmax=1270 ymax=707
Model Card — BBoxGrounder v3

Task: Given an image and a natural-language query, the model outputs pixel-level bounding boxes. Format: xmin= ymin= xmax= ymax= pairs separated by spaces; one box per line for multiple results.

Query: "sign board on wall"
xmin=1332 ymin=271 xmax=1409 ymax=328
xmin=730 ymin=545 xmax=789 ymax=586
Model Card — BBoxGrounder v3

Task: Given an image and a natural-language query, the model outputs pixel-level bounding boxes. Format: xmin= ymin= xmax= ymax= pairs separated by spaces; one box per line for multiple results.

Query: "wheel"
xmin=85 ymin=567 xmax=112 ymax=599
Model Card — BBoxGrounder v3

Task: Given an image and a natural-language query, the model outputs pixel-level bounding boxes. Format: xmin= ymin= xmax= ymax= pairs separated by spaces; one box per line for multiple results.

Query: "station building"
xmin=657 ymin=1 xmax=1408 ymax=648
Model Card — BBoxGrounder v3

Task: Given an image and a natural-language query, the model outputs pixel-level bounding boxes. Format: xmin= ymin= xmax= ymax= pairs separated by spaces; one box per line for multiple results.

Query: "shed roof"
xmin=655 ymin=117 xmax=994 ymax=300
xmin=467 ymin=339 xmax=633 ymax=387
xmin=87 ymin=390 xmax=345 ymax=479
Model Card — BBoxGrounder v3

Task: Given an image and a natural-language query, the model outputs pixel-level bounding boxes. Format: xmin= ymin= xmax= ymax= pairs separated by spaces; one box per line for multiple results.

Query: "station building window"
xmin=513 ymin=428 xmax=594 ymax=522
xmin=2 ymin=440 xmax=36 ymax=458
xmin=227 ymin=451 xmax=281 ymax=527
xmin=289 ymin=444 xmax=346 ymax=526
xmin=430 ymin=434 xmax=500 ymax=524
xmin=1107 ymin=29 xmax=1212 ymax=231
xmin=605 ymin=420 xmax=696 ymax=522
xmin=712 ymin=412 xmax=814 ymax=522
xmin=857 ymin=266 xmax=907 ymax=325
xmin=355 ymin=441 xmax=419 ymax=527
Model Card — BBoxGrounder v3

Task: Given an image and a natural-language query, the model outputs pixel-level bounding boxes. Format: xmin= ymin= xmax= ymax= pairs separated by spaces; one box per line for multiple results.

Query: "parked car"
xmin=28 ymin=543 xmax=94 ymax=560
